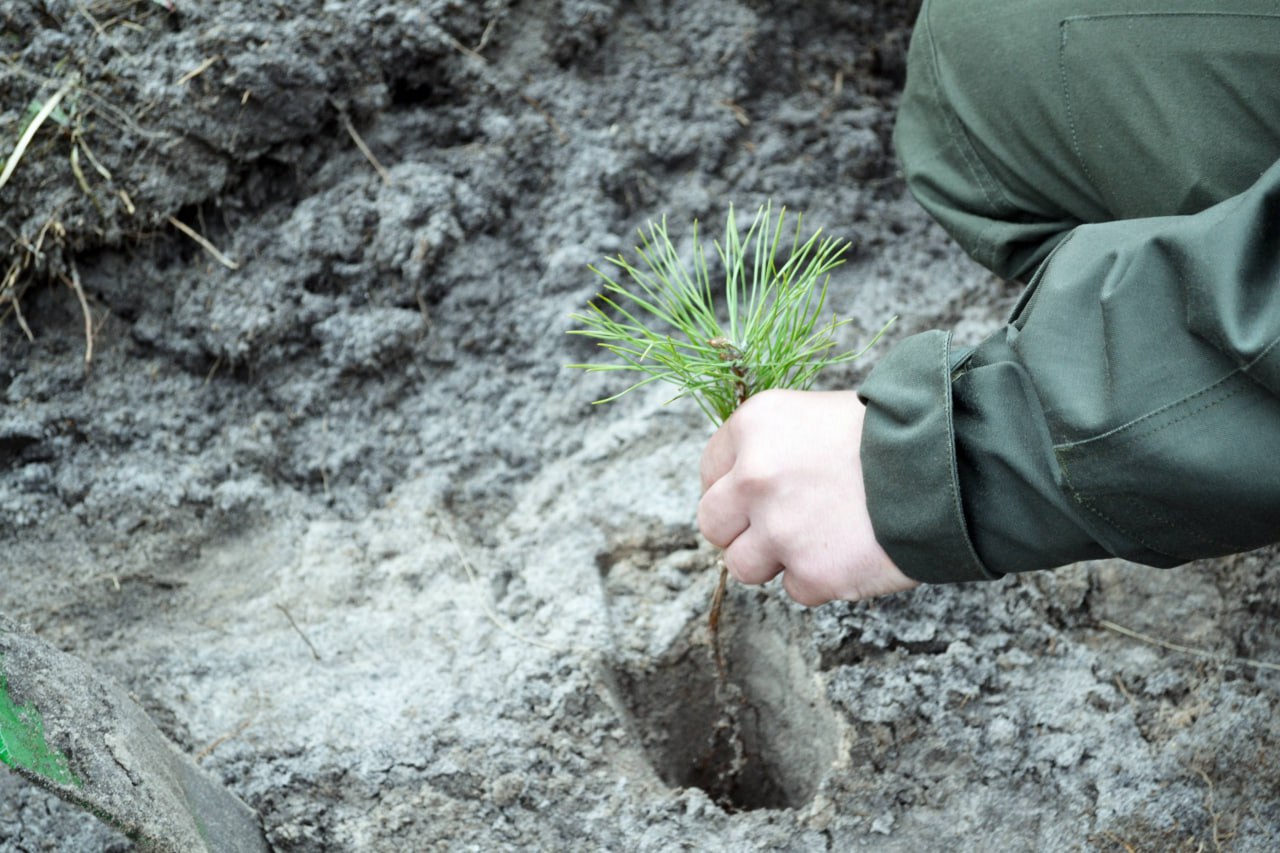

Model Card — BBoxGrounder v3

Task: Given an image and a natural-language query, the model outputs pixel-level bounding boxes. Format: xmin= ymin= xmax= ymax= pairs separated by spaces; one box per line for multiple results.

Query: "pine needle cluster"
xmin=569 ymin=203 xmax=889 ymax=424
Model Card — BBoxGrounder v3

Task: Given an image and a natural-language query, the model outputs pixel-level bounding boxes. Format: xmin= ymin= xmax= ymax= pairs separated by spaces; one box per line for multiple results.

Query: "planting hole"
xmin=614 ymin=595 xmax=841 ymax=812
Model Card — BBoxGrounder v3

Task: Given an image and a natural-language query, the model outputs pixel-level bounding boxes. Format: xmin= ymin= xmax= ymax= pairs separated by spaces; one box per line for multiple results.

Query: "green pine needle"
xmin=568 ymin=203 xmax=893 ymax=425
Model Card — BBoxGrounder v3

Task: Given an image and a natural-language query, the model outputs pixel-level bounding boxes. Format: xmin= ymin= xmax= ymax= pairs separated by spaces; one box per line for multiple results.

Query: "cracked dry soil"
xmin=1 ymin=1 xmax=1278 ymax=850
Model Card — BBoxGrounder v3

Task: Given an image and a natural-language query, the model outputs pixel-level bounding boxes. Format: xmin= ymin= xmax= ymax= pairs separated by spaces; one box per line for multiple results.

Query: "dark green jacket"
xmin=860 ymin=0 xmax=1280 ymax=582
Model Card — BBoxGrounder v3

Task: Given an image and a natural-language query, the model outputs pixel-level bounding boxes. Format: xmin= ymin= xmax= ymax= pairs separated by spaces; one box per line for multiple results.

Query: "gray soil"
xmin=1 ymin=1 xmax=1277 ymax=850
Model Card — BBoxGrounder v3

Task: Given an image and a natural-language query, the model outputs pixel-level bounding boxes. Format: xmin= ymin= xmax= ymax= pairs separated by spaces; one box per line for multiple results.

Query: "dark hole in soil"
xmin=614 ymin=596 xmax=840 ymax=812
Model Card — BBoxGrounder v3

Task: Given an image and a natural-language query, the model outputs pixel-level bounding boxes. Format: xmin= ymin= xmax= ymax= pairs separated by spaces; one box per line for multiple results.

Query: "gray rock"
xmin=0 ymin=617 xmax=268 ymax=852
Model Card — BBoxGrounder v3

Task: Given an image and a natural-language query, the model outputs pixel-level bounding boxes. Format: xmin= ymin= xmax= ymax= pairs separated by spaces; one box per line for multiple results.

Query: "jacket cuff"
xmin=859 ymin=330 xmax=997 ymax=584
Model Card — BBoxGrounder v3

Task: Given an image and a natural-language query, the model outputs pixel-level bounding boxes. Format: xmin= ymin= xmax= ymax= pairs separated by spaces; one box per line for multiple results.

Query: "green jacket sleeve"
xmin=860 ymin=156 xmax=1280 ymax=584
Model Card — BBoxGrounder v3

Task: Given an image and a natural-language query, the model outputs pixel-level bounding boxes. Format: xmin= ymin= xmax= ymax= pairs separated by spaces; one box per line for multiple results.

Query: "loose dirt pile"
xmin=2 ymin=1 xmax=1277 ymax=849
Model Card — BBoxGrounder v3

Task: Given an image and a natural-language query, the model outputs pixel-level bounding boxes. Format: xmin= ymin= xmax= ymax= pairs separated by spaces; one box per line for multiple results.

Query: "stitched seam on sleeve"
xmin=1240 ymin=333 xmax=1280 ymax=390
xmin=1062 ymin=12 xmax=1280 ymax=24
xmin=1095 ymin=380 xmax=1246 ymax=449
xmin=1057 ymin=12 xmax=1280 ymax=219
xmin=1053 ymin=343 xmax=1278 ymax=559
xmin=1055 ymin=368 xmax=1263 ymax=558
xmin=1072 ymin=495 xmax=1187 ymax=562
xmin=919 ymin=0 xmax=1009 ymax=268
xmin=1113 ymin=494 xmax=1243 ymax=554
xmin=940 ymin=330 xmax=993 ymax=578
xmin=1248 ymin=334 xmax=1280 ymax=368
xmin=1061 ymin=473 xmax=1241 ymax=560
xmin=1057 ymin=21 xmax=1102 ymax=206
xmin=1058 ymin=456 xmax=1185 ymax=562
xmin=1057 ymin=370 xmax=1245 ymax=452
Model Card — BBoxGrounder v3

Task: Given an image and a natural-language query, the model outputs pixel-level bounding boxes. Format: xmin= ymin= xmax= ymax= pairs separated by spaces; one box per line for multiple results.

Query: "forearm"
xmin=862 ymin=157 xmax=1280 ymax=581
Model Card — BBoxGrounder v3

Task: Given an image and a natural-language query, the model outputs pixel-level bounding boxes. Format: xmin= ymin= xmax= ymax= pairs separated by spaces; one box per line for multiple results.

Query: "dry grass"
xmin=1098 ymin=619 xmax=1280 ymax=673
xmin=0 ymin=78 xmax=76 ymax=193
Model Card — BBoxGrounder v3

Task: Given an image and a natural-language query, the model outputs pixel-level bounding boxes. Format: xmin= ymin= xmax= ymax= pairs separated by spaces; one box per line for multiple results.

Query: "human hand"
xmin=697 ymin=389 xmax=920 ymax=605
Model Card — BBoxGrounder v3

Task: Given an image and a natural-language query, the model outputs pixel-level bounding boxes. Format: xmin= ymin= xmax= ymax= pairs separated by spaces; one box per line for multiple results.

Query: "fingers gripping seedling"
xmin=569 ymin=203 xmax=891 ymax=662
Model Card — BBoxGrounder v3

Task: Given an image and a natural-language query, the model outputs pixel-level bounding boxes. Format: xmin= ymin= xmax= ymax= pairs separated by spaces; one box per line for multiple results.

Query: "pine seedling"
xmin=569 ymin=203 xmax=887 ymax=422
xmin=569 ymin=203 xmax=891 ymax=658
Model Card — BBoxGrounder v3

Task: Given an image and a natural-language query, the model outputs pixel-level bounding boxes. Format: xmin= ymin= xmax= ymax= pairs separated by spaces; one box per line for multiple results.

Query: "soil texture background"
xmin=1 ymin=1 xmax=1277 ymax=850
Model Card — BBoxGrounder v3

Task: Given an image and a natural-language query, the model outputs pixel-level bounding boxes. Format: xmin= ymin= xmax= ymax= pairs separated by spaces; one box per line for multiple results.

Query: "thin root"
xmin=169 ymin=215 xmax=239 ymax=270
xmin=175 ymin=54 xmax=222 ymax=86
xmin=194 ymin=718 xmax=253 ymax=763
xmin=70 ymin=145 xmax=106 ymax=218
xmin=63 ymin=260 xmax=94 ymax=370
xmin=1 ymin=259 xmax=35 ymax=342
xmin=520 ymin=92 xmax=569 ymax=143
xmin=74 ymin=133 xmax=113 ymax=181
xmin=1098 ymin=619 xmax=1280 ymax=673
xmin=340 ymin=112 xmax=393 ymax=185
xmin=275 ymin=603 xmax=322 ymax=661
xmin=447 ymin=33 xmax=487 ymax=63
xmin=708 ymin=562 xmax=729 ymax=677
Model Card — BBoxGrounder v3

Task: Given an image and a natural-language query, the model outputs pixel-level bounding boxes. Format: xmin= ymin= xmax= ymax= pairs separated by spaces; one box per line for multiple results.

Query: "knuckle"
xmin=723 ymin=542 xmax=782 ymax=587
xmin=733 ymin=389 xmax=786 ymax=427
xmin=732 ymin=457 xmax=780 ymax=495
xmin=783 ymin=572 xmax=827 ymax=607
